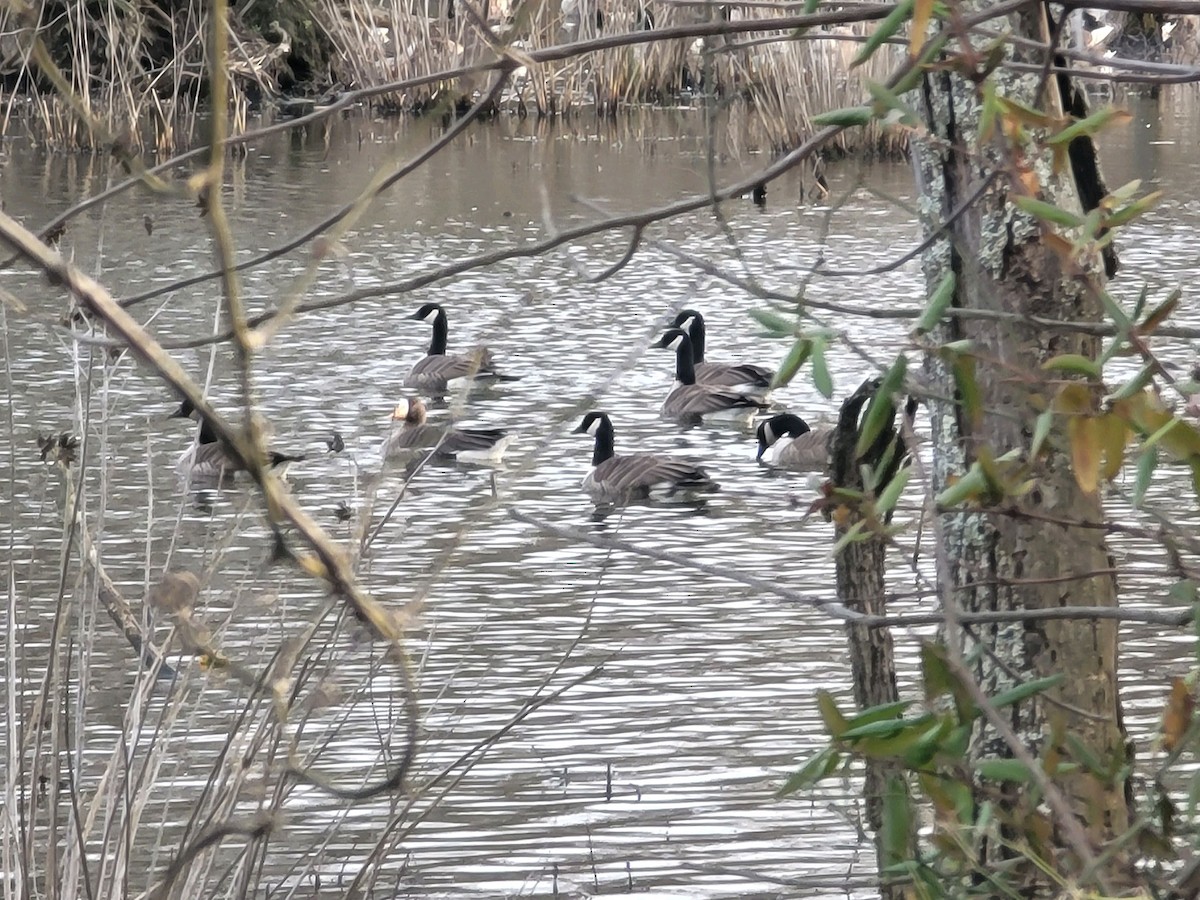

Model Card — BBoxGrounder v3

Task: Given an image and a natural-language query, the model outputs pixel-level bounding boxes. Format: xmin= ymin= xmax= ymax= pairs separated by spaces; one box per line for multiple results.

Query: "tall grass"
xmin=317 ymin=0 xmax=904 ymax=152
xmin=0 ymin=0 xmax=904 ymax=155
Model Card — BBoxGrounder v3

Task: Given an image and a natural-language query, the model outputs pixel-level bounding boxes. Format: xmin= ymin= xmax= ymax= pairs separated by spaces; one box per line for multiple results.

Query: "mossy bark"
xmin=911 ymin=0 xmax=1130 ymax=884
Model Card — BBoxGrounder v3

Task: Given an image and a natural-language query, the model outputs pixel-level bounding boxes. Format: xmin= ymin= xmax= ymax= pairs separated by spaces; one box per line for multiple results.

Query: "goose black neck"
xmin=592 ymin=417 xmax=615 ymax=466
xmin=428 ymin=311 xmax=448 ymax=356
xmin=688 ymin=316 xmax=706 ymax=363
xmin=198 ymin=418 xmax=219 ymax=445
xmin=673 ymin=334 xmax=697 ymax=385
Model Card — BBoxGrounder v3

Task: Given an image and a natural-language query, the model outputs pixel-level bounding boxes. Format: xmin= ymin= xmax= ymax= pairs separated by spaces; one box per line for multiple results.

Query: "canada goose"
xmin=382 ymin=396 xmax=512 ymax=464
xmin=169 ymin=399 xmax=305 ymax=482
xmin=672 ymin=309 xmax=774 ymax=391
xmin=572 ymin=411 xmax=717 ymax=503
xmin=653 ymin=328 xmax=770 ymax=422
xmin=405 ymin=302 xmax=501 ymax=395
xmin=756 ymin=413 xmax=832 ymax=471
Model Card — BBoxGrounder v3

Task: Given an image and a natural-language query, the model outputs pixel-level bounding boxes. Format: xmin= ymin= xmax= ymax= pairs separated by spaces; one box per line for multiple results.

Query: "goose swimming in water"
xmin=382 ymin=396 xmax=512 ymax=464
xmin=653 ymin=328 xmax=770 ymax=422
xmin=573 ymin=411 xmax=717 ymax=503
xmin=672 ymin=309 xmax=774 ymax=392
xmin=169 ymin=399 xmax=305 ymax=483
xmin=756 ymin=413 xmax=832 ymax=471
xmin=405 ymin=302 xmax=502 ymax=395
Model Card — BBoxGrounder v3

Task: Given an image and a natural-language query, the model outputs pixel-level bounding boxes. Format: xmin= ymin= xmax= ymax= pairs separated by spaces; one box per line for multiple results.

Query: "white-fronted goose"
xmin=573 ymin=411 xmax=717 ymax=503
xmin=672 ymin=309 xmax=773 ymax=391
xmin=382 ymin=396 xmax=512 ymax=464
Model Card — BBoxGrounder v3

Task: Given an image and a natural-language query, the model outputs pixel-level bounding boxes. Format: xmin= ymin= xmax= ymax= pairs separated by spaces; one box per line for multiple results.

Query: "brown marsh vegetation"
xmin=0 ymin=0 xmax=904 ymax=155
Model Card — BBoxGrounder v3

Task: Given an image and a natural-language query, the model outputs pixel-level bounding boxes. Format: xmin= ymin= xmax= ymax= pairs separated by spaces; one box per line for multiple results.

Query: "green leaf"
xmin=1012 ymin=196 xmax=1084 ymax=229
xmin=852 ymin=0 xmax=914 ymax=69
xmin=1105 ymin=191 xmax=1163 ymax=228
xmin=902 ymin=719 xmax=950 ymax=769
xmin=772 ymin=338 xmax=812 ymax=389
xmin=991 ymin=674 xmax=1064 ymax=709
xmin=881 ymin=776 xmax=912 ymax=866
xmin=811 ymin=339 xmax=833 ymax=399
xmin=1042 ymin=354 xmax=1102 ymax=379
xmin=1096 ymin=287 xmax=1133 ymax=333
xmin=875 ymin=465 xmax=911 ymax=516
xmin=816 ymin=689 xmax=849 ymax=738
xmin=855 ymin=356 xmax=908 ymax=460
xmin=1108 ymin=365 xmax=1156 ymax=402
xmin=1130 ymin=282 xmax=1150 ymax=323
xmin=845 ymin=700 xmax=914 ymax=730
xmin=812 ymin=106 xmax=874 ymax=128
xmin=939 ymin=339 xmax=977 ymax=354
xmin=952 ymin=353 xmax=982 ymax=428
xmin=1133 ymin=447 xmax=1157 ymax=508
xmin=1030 ymin=407 xmax=1054 ymax=459
xmin=748 ymin=308 xmax=793 ymax=337
xmin=866 ymin=80 xmax=919 ymax=125
xmin=974 ymin=758 xmax=1034 ymax=783
xmin=839 ymin=718 xmax=913 ymax=741
xmin=1138 ymin=288 xmax=1180 ymax=335
xmin=935 ymin=463 xmax=988 ymax=508
xmin=1047 ymin=105 xmax=1133 ymax=145
xmin=913 ymin=272 xmax=956 ymax=334
xmin=1168 ymin=580 xmax=1197 ymax=604
xmin=830 ymin=520 xmax=867 ymax=556
xmin=978 ymin=80 xmax=999 ymax=143
xmin=890 ymin=32 xmax=949 ymax=95
xmin=1064 ymin=733 xmax=1107 ymax=777
xmin=777 ymin=746 xmax=841 ymax=796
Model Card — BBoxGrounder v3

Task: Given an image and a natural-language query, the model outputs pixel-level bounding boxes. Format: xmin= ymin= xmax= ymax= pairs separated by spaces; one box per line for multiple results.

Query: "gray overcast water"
xmin=2 ymin=89 xmax=1199 ymax=897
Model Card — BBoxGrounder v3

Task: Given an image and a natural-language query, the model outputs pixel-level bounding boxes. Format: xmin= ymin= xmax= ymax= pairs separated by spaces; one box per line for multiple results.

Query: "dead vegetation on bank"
xmin=0 ymin=0 xmax=904 ymax=156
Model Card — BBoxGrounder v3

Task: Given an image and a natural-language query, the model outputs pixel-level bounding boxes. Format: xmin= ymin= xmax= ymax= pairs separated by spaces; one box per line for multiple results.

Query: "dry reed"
xmin=0 ymin=0 xmax=906 ymax=155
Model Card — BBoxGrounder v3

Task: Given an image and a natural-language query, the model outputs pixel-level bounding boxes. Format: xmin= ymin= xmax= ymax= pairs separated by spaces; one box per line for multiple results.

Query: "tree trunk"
xmin=830 ymin=382 xmax=915 ymax=896
xmin=911 ymin=0 xmax=1130 ymax=880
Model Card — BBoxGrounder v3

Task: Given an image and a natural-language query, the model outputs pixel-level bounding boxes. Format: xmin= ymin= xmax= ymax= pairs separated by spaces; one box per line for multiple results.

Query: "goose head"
xmin=672 ymin=309 xmax=703 ymax=331
xmin=409 ymin=302 xmax=445 ymax=325
xmin=757 ymin=413 xmax=811 ymax=459
xmin=391 ymin=396 xmax=428 ymax=426
xmin=653 ymin=328 xmax=690 ymax=353
xmin=169 ymin=397 xmax=199 ymax=421
xmin=572 ymin=411 xmax=611 ymax=437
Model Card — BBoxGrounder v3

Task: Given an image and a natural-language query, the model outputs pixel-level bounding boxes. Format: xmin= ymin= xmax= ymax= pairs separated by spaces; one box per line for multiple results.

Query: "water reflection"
xmin=1 ymin=89 xmax=1199 ymax=897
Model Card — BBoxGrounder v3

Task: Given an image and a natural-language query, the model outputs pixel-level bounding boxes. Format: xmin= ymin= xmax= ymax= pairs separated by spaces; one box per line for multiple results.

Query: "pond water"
xmin=2 ymin=88 xmax=1200 ymax=898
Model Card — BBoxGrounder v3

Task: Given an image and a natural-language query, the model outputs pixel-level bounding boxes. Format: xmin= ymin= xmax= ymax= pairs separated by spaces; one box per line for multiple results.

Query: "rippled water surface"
xmin=3 ymin=91 xmax=1200 ymax=898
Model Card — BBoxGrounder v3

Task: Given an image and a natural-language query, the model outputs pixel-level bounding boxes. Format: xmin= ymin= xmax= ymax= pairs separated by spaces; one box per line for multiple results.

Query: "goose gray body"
xmin=574 ymin=411 xmax=717 ymax=503
xmin=673 ymin=309 xmax=774 ymax=392
xmin=169 ymin=398 xmax=304 ymax=483
xmin=756 ymin=413 xmax=832 ymax=471
xmin=382 ymin=397 xmax=512 ymax=464
xmin=405 ymin=303 xmax=500 ymax=395
xmin=654 ymin=329 xmax=770 ymax=422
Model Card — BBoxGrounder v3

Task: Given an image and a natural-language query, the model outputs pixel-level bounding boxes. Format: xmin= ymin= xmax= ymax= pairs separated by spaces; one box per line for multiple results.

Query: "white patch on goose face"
xmin=391 ymin=399 xmax=410 ymax=420
xmin=422 ymin=307 xmax=441 ymax=323
xmin=667 ymin=334 xmax=684 ymax=351
xmin=679 ymin=315 xmax=696 ymax=330
xmin=584 ymin=417 xmax=602 ymax=436
xmin=763 ymin=422 xmax=777 ymax=446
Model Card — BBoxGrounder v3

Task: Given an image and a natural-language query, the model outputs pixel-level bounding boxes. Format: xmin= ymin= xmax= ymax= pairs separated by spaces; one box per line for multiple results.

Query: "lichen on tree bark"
xmin=910 ymin=0 xmax=1130 ymax=864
